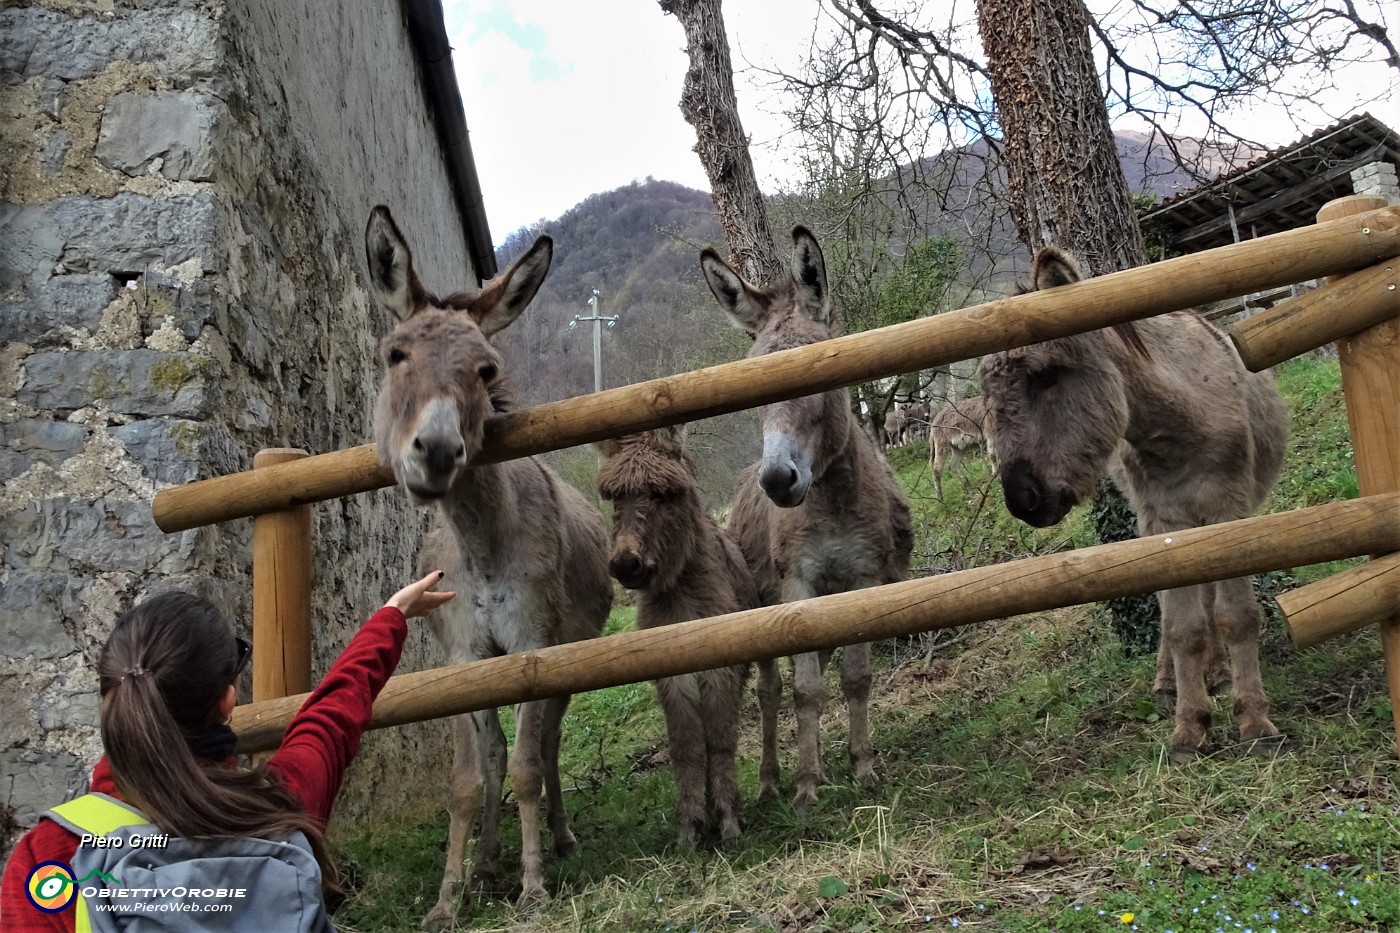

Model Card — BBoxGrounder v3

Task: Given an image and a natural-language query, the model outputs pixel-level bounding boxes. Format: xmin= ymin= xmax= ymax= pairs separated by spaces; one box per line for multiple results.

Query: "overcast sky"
xmin=444 ymin=0 xmax=1398 ymax=244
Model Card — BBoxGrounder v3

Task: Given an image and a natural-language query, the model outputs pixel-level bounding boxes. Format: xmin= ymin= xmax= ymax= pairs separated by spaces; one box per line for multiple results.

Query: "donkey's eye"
xmin=387 ymin=347 xmax=408 ymax=366
xmin=478 ymin=363 xmax=498 ymax=383
xmin=1028 ymin=367 xmax=1061 ymax=394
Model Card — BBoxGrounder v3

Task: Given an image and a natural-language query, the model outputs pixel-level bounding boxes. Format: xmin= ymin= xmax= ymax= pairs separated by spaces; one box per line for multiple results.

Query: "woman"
xmin=1 ymin=571 xmax=453 ymax=930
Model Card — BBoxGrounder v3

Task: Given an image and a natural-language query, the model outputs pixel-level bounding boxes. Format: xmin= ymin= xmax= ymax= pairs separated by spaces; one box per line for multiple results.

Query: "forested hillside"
xmin=487 ymin=131 xmax=1235 ymax=506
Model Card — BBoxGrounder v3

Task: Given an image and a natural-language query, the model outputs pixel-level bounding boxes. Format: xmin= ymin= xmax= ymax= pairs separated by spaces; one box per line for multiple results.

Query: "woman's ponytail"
xmin=99 ymin=594 xmax=337 ymax=889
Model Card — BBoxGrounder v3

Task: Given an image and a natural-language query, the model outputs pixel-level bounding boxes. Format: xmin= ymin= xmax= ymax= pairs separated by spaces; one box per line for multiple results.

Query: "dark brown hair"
xmin=98 ymin=593 xmax=336 ymax=888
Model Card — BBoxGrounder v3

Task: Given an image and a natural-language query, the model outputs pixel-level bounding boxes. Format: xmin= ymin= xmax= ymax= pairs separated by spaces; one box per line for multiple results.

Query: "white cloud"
xmin=447 ymin=0 xmax=1397 ymax=243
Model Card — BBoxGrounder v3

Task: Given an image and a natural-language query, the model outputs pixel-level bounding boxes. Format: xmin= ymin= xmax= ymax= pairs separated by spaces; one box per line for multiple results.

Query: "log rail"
xmin=140 ymin=201 xmax=1400 ymax=755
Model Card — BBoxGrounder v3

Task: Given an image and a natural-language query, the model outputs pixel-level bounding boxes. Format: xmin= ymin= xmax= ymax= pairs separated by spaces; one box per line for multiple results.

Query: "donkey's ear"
xmin=700 ymin=247 xmax=769 ymax=336
xmin=789 ymin=225 xmax=831 ymax=326
xmin=593 ymin=437 xmax=621 ymax=459
xmin=471 ymin=235 xmax=554 ymax=337
xmin=1030 ymin=247 xmax=1083 ymax=291
xmin=650 ymin=422 xmax=687 ymax=452
xmin=365 ymin=205 xmax=427 ymax=321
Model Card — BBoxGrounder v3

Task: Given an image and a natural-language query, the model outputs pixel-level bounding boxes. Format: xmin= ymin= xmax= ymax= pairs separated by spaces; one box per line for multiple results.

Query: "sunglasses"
xmin=232 ymin=636 xmax=252 ymax=680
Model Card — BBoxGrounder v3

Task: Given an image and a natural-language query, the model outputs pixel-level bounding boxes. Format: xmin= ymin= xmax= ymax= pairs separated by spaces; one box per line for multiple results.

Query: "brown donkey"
xmin=701 ymin=226 xmax=914 ymax=813
xmin=978 ymin=247 xmax=1287 ymax=762
xmin=929 ymin=395 xmax=993 ymax=500
xmin=364 ymin=207 xmax=613 ymax=920
xmin=596 ymin=425 xmax=760 ymax=845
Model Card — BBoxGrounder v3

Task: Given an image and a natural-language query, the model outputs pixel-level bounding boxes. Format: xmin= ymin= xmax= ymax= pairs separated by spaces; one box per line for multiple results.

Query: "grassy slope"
xmin=333 ymin=356 xmax=1399 ymax=933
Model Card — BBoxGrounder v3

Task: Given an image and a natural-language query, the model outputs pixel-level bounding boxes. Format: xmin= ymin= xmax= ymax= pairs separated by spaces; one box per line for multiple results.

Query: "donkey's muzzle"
xmin=1001 ymin=459 xmax=1071 ymax=528
xmin=609 ymin=551 xmax=653 ymax=589
xmin=401 ymin=434 xmax=467 ymax=500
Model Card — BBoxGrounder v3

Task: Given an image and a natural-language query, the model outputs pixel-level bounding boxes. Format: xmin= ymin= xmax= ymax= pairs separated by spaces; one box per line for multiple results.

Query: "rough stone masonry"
xmin=2 ymin=0 xmax=486 ymax=856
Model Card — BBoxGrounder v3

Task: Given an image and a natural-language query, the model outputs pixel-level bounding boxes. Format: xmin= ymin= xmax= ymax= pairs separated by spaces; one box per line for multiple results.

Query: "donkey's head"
xmin=978 ymin=247 xmax=1131 ymax=527
xmin=595 ymin=424 xmax=700 ymax=591
xmin=365 ymin=205 xmax=553 ymax=504
xmin=700 ymin=226 xmax=846 ymax=508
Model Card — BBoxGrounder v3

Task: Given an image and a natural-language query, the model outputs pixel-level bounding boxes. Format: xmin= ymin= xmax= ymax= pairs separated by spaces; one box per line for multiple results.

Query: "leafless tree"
xmin=659 ymin=0 xmax=784 ymax=285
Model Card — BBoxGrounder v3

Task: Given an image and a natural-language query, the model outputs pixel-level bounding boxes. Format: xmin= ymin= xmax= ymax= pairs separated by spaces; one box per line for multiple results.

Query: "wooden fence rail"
xmin=153 ymin=204 xmax=1400 ymax=534
xmin=230 ymin=493 xmax=1400 ymax=753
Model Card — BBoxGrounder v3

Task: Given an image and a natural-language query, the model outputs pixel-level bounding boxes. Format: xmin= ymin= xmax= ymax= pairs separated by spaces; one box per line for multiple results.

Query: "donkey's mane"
xmin=1014 ymin=277 xmax=1149 ymax=359
xmin=597 ymin=436 xmax=697 ymax=499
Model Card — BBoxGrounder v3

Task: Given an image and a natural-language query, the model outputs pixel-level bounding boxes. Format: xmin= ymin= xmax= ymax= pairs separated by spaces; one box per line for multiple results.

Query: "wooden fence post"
xmin=251 ymin=449 xmax=313 ymax=707
xmin=1316 ymin=195 xmax=1400 ymax=756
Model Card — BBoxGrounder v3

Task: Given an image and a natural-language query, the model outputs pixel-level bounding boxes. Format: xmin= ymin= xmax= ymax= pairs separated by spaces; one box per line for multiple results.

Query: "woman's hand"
xmin=387 ymin=571 xmax=456 ymax=618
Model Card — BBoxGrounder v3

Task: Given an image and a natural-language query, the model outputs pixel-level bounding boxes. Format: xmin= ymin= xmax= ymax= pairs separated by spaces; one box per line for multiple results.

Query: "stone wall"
xmin=2 ymin=0 xmax=482 ymax=854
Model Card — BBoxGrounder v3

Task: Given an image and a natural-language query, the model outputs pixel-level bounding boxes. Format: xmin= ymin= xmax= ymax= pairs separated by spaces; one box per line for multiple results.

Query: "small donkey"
xmin=365 ymin=206 xmax=612 ymax=920
xmin=596 ymin=425 xmax=760 ymax=845
xmin=929 ymin=395 xmax=993 ymax=500
xmin=978 ymin=247 xmax=1288 ymax=762
xmin=701 ymin=226 xmax=913 ymax=813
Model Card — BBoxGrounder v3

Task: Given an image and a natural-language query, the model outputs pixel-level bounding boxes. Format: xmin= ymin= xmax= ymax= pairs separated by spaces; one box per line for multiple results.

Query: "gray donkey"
xmin=978 ymin=246 xmax=1288 ymax=762
xmin=701 ymin=226 xmax=914 ymax=813
xmin=596 ymin=425 xmax=760 ymax=845
xmin=365 ymin=206 xmax=612 ymax=920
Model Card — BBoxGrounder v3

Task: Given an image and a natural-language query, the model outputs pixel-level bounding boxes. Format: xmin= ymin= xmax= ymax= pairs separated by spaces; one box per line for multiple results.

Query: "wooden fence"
xmin=147 ymin=198 xmax=1399 ymax=756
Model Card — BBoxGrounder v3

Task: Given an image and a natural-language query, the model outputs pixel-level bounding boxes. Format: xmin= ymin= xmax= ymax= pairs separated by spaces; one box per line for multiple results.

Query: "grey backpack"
xmin=42 ymin=792 xmax=334 ymax=932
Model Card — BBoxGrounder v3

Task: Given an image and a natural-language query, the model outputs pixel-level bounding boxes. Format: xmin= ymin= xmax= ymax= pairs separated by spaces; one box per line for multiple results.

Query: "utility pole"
xmin=569 ymin=288 xmax=619 ymax=394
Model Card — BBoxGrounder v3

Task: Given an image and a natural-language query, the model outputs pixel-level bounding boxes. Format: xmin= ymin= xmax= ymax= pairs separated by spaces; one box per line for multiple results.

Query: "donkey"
xmin=882 ymin=405 xmax=908 ymax=447
xmin=595 ymin=425 xmax=760 ymax=845
xmin=929 ymin=395 xmax=992 ymax=500
xmin=364 ymin=206 xmax=613 ymax=919
xmin=906 ymin=399 xmax=932 ymax=444
xmin=701 ymin=226 xmax=914 ymax=813
xmin=978 ymin=246 xmax=1287 ymax=762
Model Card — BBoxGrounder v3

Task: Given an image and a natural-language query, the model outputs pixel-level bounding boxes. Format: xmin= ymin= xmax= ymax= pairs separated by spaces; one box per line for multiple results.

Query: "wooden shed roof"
xmin=1138 ymin=113 xmax=1399 ymax=254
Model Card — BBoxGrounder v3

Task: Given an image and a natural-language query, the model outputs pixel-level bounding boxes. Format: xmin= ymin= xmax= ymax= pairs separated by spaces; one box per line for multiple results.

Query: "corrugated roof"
xmin=1138 ymin=112 xmax=1399 ymax=253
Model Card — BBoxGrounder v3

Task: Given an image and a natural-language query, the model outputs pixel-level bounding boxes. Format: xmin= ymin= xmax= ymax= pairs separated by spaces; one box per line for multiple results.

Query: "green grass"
xmin=332 ymin=356 xmax=1390 ymax=932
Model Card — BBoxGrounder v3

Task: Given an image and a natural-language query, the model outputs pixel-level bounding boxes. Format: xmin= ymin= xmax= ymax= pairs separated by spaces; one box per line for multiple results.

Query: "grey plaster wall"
xmin=2 ymin=0 xmax=481 ymax=855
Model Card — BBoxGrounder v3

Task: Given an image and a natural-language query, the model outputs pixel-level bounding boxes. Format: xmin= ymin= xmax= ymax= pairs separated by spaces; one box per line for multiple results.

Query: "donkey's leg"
xmin=1154 ymin=633 xmax=1176 ymax=712
xmin=841 ymin=641 xmax=877 ymax=787
xmin=703 ymin=665 xmax=745 ymax=843
xmin=471 ymin=707 xmax=507 ymax=887
xmin=931 ymin=441 xmax=946 ymax=500
xmin=791 ymin=650 xmax=826 ymax=814
xmin=540 ymin=693 xmax=577 ymax=857
xmin=1214 ymin=575 xmax=1281 ymax=751
xmin=510 ymin=699 xmax=550 ymax=906
xmin=423 ymin=714 xmax=483 ymax=932
xmin=756 ymin=657 xmax=782 ymax=802
xmin=784 ymin=576 xmax=825 ymax=814
xmin=1162 ymin=584 xmax=1216 ymax=763
xmin=657 ymin=674 xmax=707 ymax=846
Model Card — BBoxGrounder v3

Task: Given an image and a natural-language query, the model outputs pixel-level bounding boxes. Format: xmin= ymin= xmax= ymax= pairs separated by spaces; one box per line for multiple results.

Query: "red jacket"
xmin=0 ymin=605 xmax=408 ymax=931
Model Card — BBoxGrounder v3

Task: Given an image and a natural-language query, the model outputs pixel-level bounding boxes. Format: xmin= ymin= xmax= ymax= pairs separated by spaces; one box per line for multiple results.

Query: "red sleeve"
xmin=264 ymin=606 xmax=408 ymax=825
xmin=1 ymin=821 xmax=80 ymax=932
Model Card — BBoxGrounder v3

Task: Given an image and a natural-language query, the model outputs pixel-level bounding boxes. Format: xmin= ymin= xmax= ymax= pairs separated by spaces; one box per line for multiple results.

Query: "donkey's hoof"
xmin=1241 ymin=731 xmax=1285 ymax=757
xmin=1154 ymin=688 xmax=1176 ymax=714
xmin=792 ymin=787 xmax=819 ymax=816
xmin=1168 ymin=743 xmax=1204 ymax=766
xmin=421 ymin=902 xmax=456 ymax=932
xmin=468 ymin=868 xmax=496 ymax=894
xmin=516 ymin=883 xmax=549 ymax=911
xmin=553 ymin=832 xmax=578 ymax=859
xmin=758 ymin=781 xmax=781 ymax=803
xmin=854 ymin=761 xmax=879 ymax=789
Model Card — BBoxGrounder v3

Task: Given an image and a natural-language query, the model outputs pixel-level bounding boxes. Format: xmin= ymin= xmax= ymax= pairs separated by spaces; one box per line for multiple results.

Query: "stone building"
xmin=1 ymin=0 xmax=495 ymax=855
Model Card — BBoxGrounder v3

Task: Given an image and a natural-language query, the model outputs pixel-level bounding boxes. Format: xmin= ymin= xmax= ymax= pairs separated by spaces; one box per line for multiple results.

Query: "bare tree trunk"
xmin=976 ymin=0 xmax=1148 ymax=274
xmin=660 ymin=0 xmax=784 ymax=285
xmin=977 ymin=0 xmax=1159 ymax=648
